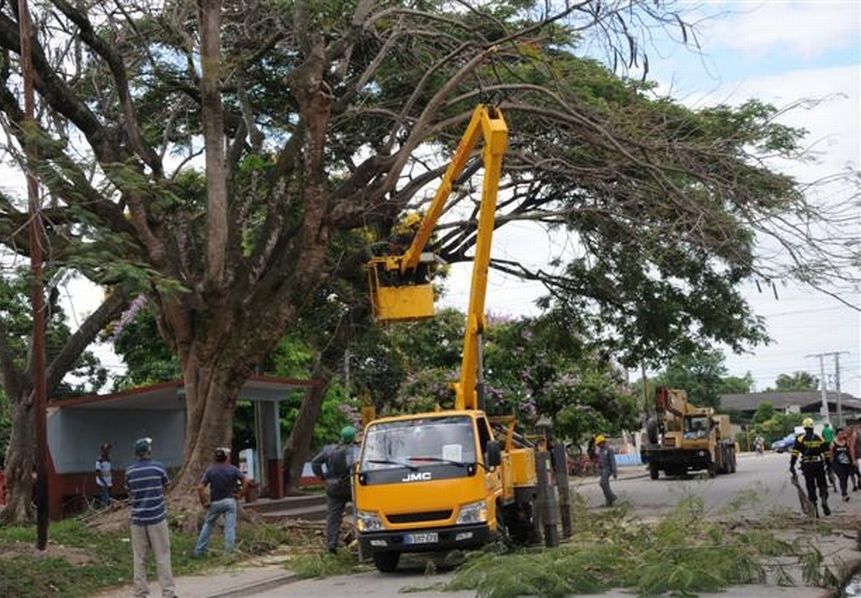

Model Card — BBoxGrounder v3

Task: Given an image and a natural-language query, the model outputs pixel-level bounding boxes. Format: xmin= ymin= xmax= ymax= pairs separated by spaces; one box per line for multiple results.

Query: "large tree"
xmin=0 ymin=269 xmax=125 ymax=521
xmin=0 ymin=0 xmax=853 ymax=506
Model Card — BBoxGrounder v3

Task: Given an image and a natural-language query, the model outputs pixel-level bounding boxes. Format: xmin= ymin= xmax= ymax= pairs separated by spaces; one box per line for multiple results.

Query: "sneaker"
xmin=822 ymin=502 xmax=831 ymax=516
xmin=843 ymin=495 xmax=850 ymax=502
xmin=327 ymin=547 xmax=337 ymax=555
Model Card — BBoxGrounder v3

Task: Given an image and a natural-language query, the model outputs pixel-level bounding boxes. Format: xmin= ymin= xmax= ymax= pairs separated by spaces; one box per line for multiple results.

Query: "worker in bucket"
xmin=789 ymin=417 xmax=831 ymax=517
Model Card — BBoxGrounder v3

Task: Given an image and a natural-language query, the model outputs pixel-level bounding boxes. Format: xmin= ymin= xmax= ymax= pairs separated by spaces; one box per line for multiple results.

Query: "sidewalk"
xmin=92 ymin=565 xmax=297 ymax=598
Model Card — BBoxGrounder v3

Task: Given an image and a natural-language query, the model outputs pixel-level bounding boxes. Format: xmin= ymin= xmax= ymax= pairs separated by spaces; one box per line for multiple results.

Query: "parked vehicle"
xmin=771 ymin=433 xmax=797 ymax=453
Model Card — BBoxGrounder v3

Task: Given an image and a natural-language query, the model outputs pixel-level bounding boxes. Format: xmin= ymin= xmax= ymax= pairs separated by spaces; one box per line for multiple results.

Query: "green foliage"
xmin=445 ymin=493 xmax=835 ymax=598
xmin=754 ymin=412 xmax=805 ymax=444
xmin=0 ymin=268 xmax=108 ymax=399
xmin=770 ymin=372 xmax=819 ymax=392
xmin=753 ymin=402 xmax=776 ymax=425
xmin=287 ymin=550 xmax=360 ymax=579
xmin=111 ymin=303 xmax=180 ymax=390
xmin=648 ymin=348 xmax=749 ymax=408
xmin=365 ymin=308 xmax=636 ymax=441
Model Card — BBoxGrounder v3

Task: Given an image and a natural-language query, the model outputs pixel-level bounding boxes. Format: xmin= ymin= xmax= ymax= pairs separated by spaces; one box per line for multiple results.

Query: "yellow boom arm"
xmin=369 ymin=104 xmax=507 ymax=410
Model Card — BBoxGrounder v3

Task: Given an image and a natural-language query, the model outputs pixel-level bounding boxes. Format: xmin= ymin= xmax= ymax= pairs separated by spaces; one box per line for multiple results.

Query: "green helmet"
xmin=340 ymin=425 xmax=356 ymax=443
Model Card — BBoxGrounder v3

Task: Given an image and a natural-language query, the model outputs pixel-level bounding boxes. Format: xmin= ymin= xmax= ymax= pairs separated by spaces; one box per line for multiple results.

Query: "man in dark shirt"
xmin=312 ymin=426 xmax=357 ymax=554
xmin=125 ymin=437 xmax=175 ymax=597
xmin=193 ymin=447 xmax=248 ymax=556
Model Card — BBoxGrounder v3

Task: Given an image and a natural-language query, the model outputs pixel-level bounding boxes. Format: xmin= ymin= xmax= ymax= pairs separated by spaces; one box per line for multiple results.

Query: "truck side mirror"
xmin=486 ymin=441 xmax=502 ymax=467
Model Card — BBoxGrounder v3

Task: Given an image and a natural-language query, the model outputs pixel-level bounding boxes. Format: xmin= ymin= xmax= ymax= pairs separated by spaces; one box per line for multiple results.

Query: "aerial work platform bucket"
xmin=367 ymin=257 xmax=435 ymax=322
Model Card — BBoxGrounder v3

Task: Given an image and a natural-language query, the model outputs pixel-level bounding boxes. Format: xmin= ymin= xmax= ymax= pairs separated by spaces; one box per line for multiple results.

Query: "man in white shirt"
xmin=95 ymin=443 xmax=112 ymax=508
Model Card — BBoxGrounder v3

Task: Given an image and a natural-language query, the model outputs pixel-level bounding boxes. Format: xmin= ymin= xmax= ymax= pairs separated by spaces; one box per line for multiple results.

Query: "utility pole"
xmin=18 ymin=0 xmax=49 ymax=550
xmin=828 ymin=352 xmax=850 ymax=427
xmin=806 ymin=353 xmax=830 ymax=424
xmin=834 ymin=351 xmax=849 ymax=428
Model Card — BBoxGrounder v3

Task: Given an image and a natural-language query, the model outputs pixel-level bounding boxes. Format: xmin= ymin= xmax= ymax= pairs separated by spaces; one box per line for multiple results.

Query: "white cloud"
xmin=706 ymin=1 xmax=860 ymax=60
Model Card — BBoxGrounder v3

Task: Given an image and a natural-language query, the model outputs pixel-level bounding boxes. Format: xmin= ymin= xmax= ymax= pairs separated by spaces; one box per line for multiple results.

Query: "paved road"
xmin=250 ymin=452 xmax=856 ymax=597
xmin=573 ymin=451 xmax=847 ymax=517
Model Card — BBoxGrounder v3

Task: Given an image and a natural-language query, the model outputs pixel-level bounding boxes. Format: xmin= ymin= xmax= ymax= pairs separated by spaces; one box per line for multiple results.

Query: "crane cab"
xmin=367 ymin=255 xmax=435 ymax=322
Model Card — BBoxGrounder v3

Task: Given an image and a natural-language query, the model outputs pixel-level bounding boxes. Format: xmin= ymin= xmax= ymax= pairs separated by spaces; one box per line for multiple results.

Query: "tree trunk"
xmin=0 ymin=394 xmax=35 ymax=523
xmin=283 ymin=379 xmax=329 ymax=493
xmin=170 ymin=360 xmax=239 ymax=496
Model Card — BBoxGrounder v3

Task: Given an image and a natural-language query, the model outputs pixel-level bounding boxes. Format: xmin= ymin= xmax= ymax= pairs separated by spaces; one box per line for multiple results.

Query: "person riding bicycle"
xmin=754 ymin=435 xmax=765 ymax=456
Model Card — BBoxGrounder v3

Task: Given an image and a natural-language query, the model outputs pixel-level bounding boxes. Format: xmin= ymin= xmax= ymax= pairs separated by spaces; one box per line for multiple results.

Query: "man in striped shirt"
xmin=125 ymin=437 xmax=176 ymax=597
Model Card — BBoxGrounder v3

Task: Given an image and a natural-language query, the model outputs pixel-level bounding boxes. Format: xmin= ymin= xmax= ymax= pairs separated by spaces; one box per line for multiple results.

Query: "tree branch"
xmin=45 ymin=283 xmax=132 ymax=390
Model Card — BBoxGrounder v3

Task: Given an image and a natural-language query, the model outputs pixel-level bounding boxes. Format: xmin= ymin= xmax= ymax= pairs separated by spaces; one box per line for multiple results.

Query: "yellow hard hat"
xmin=403 ymin=212 xmax=422 ymax=227
xmin=391 ymin=212 xmax=422 ymax=235
xmin=594 ymin=434 xmax=606 ymax=444
xmin=802 ymin=417 xmax=814 ymax=428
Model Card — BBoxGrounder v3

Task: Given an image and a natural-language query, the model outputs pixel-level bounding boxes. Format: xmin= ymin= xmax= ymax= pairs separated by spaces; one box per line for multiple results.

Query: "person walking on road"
xmin=822 ymin=422 xmax=837 ymax=491
xmin=595 ymin=434 xmax=617 ymax=507
xmin=789 ymin=418 xmax=832 ymax=517
xmin=95 ymin=443 xmax=112 ymax=508
xmin=311 ymin=426 xmax=358 ymax=554
xmin=125 ymin=437 xmax=176 ymax=598
xmin=850 ymin=419 xmax=861 ymax=492
xmin=830 ymin=428 xmax=853 ymax=502
xmin=194 ymin=447 xmax=248 ymax=557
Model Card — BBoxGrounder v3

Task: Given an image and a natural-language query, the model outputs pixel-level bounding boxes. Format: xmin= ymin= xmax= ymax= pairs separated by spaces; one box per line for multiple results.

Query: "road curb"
xmin=206 ymin=571 xmax=299 ymax=598
xmin=570 ymin=471 xmax=650 ymax=486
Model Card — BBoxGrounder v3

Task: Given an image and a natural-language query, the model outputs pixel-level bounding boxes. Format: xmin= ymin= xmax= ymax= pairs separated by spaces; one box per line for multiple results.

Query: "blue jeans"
xmin=194 ymin=497 xmax=237 ymax=555
xmin=97 ymin=486 xmax=111 ymax=509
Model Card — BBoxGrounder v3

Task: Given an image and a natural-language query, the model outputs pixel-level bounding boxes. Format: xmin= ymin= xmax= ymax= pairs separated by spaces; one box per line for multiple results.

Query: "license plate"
xmin=404 ymin=532 xmax=438 ymax=545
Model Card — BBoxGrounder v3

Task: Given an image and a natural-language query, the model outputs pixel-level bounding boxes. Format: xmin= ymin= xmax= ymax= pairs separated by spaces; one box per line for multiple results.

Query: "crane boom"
xmin=368 ymin=104 xmax=508 ymax=411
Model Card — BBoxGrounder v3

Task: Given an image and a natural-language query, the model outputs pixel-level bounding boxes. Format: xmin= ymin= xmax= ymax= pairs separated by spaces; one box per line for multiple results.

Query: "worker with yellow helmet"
xmin=595 ymin=434 xmax=618 ymax=507
xmin=789 ymin=417 xmax=832 ymax=517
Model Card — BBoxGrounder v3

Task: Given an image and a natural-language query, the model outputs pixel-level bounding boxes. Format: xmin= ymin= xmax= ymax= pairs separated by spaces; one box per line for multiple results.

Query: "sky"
xmin=440 ymin=0 xmax=861 ymax=395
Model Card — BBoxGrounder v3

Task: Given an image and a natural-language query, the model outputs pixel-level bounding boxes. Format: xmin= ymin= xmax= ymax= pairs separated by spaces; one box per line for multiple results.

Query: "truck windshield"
xmin=360 ymin=416 xmax=477 ymax=471
xmin=684 ymin=416 xmax=710 ymax=439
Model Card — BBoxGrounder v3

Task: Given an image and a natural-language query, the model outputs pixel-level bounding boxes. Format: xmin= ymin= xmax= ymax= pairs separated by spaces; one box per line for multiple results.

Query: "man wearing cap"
xmin=595 ymin=434 xmax=618 ymax=507
xmin=95 ymin=443 xmax=112 ymax=508
xmin=789 ymin=418 xmax=831 ymax=517
xmin=193 ymin=447 xmax=248 ymax=557
xmin=312 ymin=426 xmax=358 ymax=554
xmin=125 ymin=437 xmax=175 ymax=597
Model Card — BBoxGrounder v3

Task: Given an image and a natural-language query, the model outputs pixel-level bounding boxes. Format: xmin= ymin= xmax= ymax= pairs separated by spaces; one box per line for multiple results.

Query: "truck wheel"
xmin=649 ymin=462 xmax=659 ymax=480
xmin=372 ymin=551 xmax=401 ymax=573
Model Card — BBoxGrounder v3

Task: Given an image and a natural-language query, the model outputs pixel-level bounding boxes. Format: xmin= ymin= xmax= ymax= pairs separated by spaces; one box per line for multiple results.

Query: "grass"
xmin=287 ymin=550 xmax=364 ymax=578
xmin=0 ymin=516 xmax=292 ymax=598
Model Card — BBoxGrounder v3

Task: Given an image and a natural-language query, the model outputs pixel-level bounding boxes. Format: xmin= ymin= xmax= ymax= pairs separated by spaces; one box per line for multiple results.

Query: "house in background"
xmin=47 ymin=375 xmax=315 ymax=519
xmin=719 ymin=391 xmax=861 ymax=424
